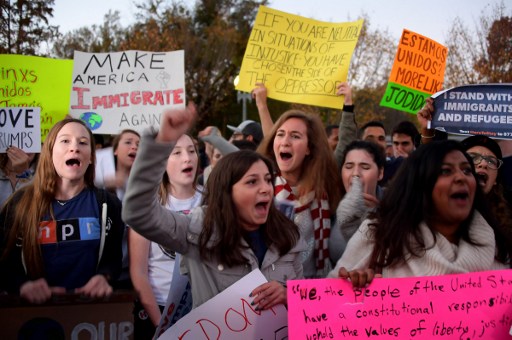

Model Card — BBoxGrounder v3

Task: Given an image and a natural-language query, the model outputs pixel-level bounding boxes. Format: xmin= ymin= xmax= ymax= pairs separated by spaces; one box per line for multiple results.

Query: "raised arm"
xmin=417 ymin=97 xmax=436 ymax=144
xmin=122 ymin=104 xmax=197 ymax=253
xmin=200 ymin=131 xmax=239 ymax=156
xmin=252 ymin=83 xmax=274 ymax=137
xmin=334 ymin=82 xmax=357 ymax=168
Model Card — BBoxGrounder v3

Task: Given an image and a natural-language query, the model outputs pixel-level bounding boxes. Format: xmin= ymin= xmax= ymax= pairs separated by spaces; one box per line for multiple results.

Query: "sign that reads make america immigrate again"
xmin=380 ymin=29 xmax=448 ymax=114
xmin=69 ymin=50 xmax=185 ymax=135
xmin=236 ymin=6 xmax=363 ymax=109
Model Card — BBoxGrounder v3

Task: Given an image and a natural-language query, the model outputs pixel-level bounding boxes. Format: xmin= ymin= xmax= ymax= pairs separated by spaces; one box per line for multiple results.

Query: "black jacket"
xmin=0 ymin=187 xmax=123 ymax=295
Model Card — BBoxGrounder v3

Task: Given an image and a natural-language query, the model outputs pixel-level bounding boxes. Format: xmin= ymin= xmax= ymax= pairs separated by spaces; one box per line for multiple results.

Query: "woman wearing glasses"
xmin=461 ymin=135 xmax=512 ymax=241
xmin=417 ymin=100 xmax=511 ymax=243
xmin=329 ymin=140 xmax=511 ymax=285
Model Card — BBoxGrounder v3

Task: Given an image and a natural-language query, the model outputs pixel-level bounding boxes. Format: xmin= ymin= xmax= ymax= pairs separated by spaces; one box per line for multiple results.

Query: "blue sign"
xmin=431 ymin=84 xmax=512 ymax=139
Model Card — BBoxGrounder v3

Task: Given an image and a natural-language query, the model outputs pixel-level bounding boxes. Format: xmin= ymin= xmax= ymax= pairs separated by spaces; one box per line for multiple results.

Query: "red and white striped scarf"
xmin=274 ymin=175 xmax=331 ymax=270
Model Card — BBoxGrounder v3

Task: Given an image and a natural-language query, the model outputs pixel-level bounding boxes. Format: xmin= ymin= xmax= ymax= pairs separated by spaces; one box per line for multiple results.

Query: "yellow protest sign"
xmin=0 ymin=54 xmax=73 ymax=140
xmin=236 ymin=6 xmax=363 ymax=109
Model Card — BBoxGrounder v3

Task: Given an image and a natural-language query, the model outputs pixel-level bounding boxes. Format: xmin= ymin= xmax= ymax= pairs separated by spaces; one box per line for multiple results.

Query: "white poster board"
xmin=0 ymin=107 xmax=41 ymax=152
xmin=69 ymin=50 xmax=185 ymax=134
xmin=159 ymin=269 xmax=288 ymax=339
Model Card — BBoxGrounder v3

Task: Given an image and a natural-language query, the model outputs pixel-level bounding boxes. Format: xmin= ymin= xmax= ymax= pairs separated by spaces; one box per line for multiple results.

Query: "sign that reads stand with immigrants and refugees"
xmin=69 ymin=50 xmax=185 ymax=135
xmin=431 ymin=84 xmax=512 ymax=139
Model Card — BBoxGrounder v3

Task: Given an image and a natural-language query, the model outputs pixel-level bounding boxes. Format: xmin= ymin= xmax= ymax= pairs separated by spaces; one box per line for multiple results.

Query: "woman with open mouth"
xmin=123 ymin=104 xmax=304 ymax=312
xmin=0 ymin=119 xmax=124 ymax=304
xmin=417 ymin=100 xmax=512 ymax=254
xmin=329 ymin=140 xmax=511 ymax=285
xmin=461 ymin=135 xmax=512 ymax=242
xmin=129 ymin=133 xmax=203 ymax=339
xmin=256 ymin=110 xmax=342 ymax=279
xmin=252 ymin=82 xmax=342 ymax=279
xmin=95 ymin=129 xmax=141 ymax=290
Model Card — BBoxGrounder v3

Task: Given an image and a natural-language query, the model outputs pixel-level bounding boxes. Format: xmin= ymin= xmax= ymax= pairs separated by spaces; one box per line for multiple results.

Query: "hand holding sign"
xmin=337 ymin=266 xmax=382 ymax=288
xmin=250 ymin=280 xmax=287 ymax=311
xmin=161 ymin=270 xmax=288 ymax=340
xmin=5 ymin=146 xmax=33 ymax=173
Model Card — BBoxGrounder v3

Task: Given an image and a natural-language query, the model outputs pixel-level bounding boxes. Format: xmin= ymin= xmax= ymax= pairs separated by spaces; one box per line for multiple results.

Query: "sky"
xmin=51 ymin=0 xmax=509 ymax=45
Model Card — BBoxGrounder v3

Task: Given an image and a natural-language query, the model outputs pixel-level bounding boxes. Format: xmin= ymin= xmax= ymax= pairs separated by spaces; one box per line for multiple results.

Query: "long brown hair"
xmin=257 ymin=110 xmax=342 ymax=213
xmin=368 ymin=140 xmax=510 ymax=270
xmin=1 ymin=119 xmax=96 ymax=278
xmin=199 ymin=150 xmax=300 ymax=267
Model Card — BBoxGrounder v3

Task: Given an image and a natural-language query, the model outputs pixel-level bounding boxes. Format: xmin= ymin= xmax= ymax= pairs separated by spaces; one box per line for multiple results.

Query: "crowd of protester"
xmin=0 ymin=81 xmax=511 ymax=339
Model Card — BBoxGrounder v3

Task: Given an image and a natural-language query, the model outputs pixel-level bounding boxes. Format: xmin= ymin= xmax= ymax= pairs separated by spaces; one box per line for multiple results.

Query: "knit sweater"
xmin=328 ymin=211 xmax=508 ymax=278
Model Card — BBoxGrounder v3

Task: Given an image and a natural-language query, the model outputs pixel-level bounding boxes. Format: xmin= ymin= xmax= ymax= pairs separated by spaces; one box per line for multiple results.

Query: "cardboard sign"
xmin=431 ymin=84 xmax=512 ymax=139
xmin=69 ymin=50 xmax=185 ymax=134
xmin=380 ymin=29 xmax=448 ymax=114
xmin=0 ymin=107 xmax=41 ymax=152
xmin=287 ymin=270 xmax=512 ymax=339
xmin=160 ymin=269 xmax=288 ymax=339
xmin=0 ymin=54 xmax=73 ymax=140
xmin=236 ymin=6 xmax=363 ymax=109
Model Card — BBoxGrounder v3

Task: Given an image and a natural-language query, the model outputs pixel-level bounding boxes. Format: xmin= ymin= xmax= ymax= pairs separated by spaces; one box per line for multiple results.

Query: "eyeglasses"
xmin=467 ymin=152 xmax=503 ymax=170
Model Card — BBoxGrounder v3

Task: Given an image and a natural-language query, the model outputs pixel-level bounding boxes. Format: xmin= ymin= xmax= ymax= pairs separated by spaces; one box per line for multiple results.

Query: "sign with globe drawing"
xmin=69 ymin=50 xmax=185 ymax=134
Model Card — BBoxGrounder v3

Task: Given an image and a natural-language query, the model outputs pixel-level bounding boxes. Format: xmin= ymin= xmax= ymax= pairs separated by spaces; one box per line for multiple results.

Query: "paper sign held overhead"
xmin=431 ymin=84 xmax=512 ymax=139
xmin=69 ymin=50 xmax=185 ymax=135
xmin=0 ymin=54 xmax=73 ymax=141
xmin=380 ymin=29 xmax=448 ymax=114
xmin=0 ymin=107 xmax=41 ymax=152
xmin=236 ymin=5 xmax=363 ymax=109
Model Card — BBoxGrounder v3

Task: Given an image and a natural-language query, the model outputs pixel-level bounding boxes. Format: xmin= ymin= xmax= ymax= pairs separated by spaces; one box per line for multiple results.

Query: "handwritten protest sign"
xmin=430 ymin=84 xmax=512 ymax=139
xmin=288 ymin=270 xmax=512 ymax=339
xmin=159 ymin=269 xmax=288 ymax=339
xmin=0 ymin=54 xmax=73 ymax=140
xmin=380 ymin=29 xmax=448 ymax=114
xmin=69 ymin=50 xmax=185 ymax=134
xmin=0 ymin=107 xmax=41 ymax=152
xmin=236 ymin=6 xmax=363 ymax=109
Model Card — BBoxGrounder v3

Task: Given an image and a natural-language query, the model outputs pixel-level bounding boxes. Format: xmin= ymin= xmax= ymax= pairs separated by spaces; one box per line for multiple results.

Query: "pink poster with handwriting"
xmin=288 ymin=269 xmax=512 ymax=339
